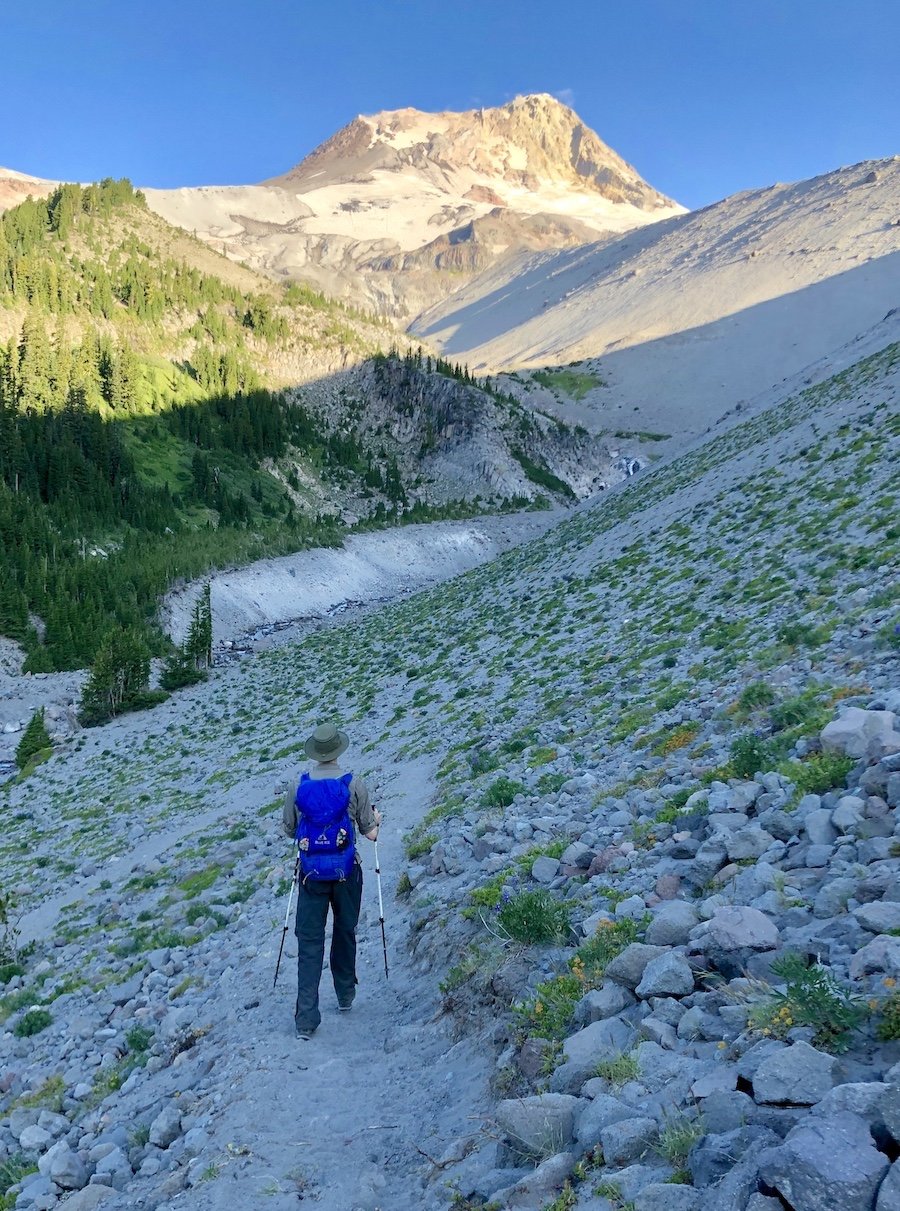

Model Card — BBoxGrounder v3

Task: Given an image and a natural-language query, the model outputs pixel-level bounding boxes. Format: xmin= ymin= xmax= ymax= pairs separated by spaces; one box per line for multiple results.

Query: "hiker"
xmin=282 ymin=723 xmax=381 ymax=1039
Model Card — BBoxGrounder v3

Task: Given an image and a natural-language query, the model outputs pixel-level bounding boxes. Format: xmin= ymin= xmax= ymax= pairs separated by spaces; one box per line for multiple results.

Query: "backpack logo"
xmin=295 ymin=773 xmax=356 ymax=882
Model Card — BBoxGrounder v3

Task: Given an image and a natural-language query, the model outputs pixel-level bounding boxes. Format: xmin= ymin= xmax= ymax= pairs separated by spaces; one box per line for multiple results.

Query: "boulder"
xmin=495 ymin=1093 xmax=579 ymax=1160
xmin=645 ymin=902 xmax=699 ymax=947
xmin=877 ymin=1159 xmax=900 ymax=1210
xmin=821 ymin=708 xmax=897 ymax=758
xmin=850 ymin=936 xmax=900 ymax=980
xmin=706 ymin=906 xmax=779 ymax=951
xmin=635 ymin=953 xmax=694 ymax=999
xmin=599 ymin=1116 xmax=659 ymax=1166
xmin=854 ymin=902 xmax=900 ymax=934
xmin=148 ymin=1104 xmax=183 ymax=1149
xmin=604 ymin=944 xmax=669 ymax=988
xmin=634 ymin=1185 xmax=700 ymax=1211
xmin=759 ymin=1111 xmax=889 ymax=1211
xmin=752 ymin=1041 xmax=835 ymax=1105
xmin=575 ymin=1094 xmax=642 ymax=1150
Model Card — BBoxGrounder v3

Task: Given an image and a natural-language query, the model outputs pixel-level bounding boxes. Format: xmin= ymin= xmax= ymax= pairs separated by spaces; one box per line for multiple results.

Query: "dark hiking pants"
xmin=294 ymin=863 xmax=363 ymax=1033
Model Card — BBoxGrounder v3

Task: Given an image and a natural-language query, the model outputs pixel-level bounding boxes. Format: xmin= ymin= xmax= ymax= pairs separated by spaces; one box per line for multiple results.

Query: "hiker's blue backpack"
xmin=294 ymin=772 xmax=357 ymax=881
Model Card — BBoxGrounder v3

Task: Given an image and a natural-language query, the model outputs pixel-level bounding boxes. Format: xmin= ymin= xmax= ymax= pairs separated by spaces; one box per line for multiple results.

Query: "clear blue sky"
xmin=6 ymin=0 xmax=898 ymax=209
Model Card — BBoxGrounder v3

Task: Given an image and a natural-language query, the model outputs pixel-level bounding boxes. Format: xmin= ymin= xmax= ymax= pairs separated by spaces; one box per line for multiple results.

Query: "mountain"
xmin=144 ymin=95 xmax=683 ymax=318
xmin=0 ymin=166 xmax=55 ymax=211
xmin=0 ymin=180 xmax=619 ymax=674
xmin=412 ymin=156 xmax=900 ymax=445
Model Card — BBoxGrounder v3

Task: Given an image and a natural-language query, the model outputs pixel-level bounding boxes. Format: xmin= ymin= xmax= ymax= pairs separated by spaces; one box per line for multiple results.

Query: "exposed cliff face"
xmin=144 ymin=95 xmax=683 ymax=319
xmin=325 ymin=354 xmax=632 ymax=506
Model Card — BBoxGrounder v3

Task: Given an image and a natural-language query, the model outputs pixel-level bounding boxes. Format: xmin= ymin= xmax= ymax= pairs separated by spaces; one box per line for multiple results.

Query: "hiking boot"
xmin=295 ymin=1024 xmax=316 ymax=1040
xmin=337 ymin=995 xmax=355 ymax=1013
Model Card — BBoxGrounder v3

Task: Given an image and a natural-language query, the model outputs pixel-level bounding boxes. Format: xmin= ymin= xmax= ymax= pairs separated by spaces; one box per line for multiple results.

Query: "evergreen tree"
xmin=15 ymin=708 xmax=52 ymax=769
xmin=79 ymin=628 xmax=154 ymax=725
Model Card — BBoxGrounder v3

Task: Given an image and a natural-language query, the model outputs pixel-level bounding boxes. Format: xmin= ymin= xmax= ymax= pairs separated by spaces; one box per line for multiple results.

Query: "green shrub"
xmin=778 ymin=620 xmax=831 ymax=648
xmin=787 ymin=752 xmax=855 ymax=796
xmin=125 ymin=1025 xmax=154 ymax=1053
xmin=482 ymin=777 xmax=526 ymax=809
xmin=404 ymin=828 xmax=438 ymax=861
xmin=497 ymin=890 xmax=570 ymax=944
xmin=878 ymin=992 xmax=900 ymax=1041
xmin=748 ymin=952 xmax=863 ymax=1052
xmin=729 ymin=733 xmax=771 ymax=779
xmin=577 ymin=917 xmax=645 ymax=981
xmin=13 ymin=1008 xmax=52 ymax=1038
xmin=516 ymin=973 xmax=583 ymax=1041
xmin=737 ymin=681 xmax=776 ymax=712
xmin=657 ymin=1111 xmax=704 ymax=1167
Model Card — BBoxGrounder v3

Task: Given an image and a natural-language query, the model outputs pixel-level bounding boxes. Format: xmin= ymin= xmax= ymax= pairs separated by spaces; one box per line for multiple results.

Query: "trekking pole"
xmin=273 ymin=852 xmax=299 ymax=988
xmin=373 ymin=839 xmax=389 ymax=980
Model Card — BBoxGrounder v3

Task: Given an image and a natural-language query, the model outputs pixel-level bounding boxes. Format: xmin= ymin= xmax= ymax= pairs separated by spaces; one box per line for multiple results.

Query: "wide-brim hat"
xmin=304 ymin=722 xmax=349 ymax=762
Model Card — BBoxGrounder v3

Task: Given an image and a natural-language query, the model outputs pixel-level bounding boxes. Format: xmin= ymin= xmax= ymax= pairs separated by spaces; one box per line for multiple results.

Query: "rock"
xmin=531 ymin=856 xmax=560 ymax=884
xmin=148 ymin=1104 xmax=183 ymax=1149
xmin=18 ymin=1125 xmax=53 ymax=1152
xmin=752 ymin=1041 xmax=835 ymax=1105
xmin=854 ymin=902 xmax=900 ymax=934
xmin=494 ymin=1093 xmax=579 ymax=1160
xmin=561 ymin=842 xmax=594 ymax=868
xmin=634 ymin=1185 xmax=700 ymax=1211
xmin=604 ymin=944 xmax=669 ymax=988
xmin=492 ymin=1150 xmax=576 ymax=1206
xmin=706 ymin=906 xmax=779 ymax=951
xmin=688 ymin=1126 xmax=775 ymax=1188
xmin=576 ymin=984 xmax=633 ymax=1023
xmin=832 ymin=795 xmax=865 ymax=833
xmin=654 ymin=874 xmax=682 ymax=900
xmin=726 ymin=826 xmax=773 ymax=861
xmin=599 ymin=1116 xmax=659 ymax=1166
xmin=553 ymin=1018 xmax=636 ymax=1092
xmin=878 ymin=1159 xmax=900 ymax=1210
xmin=575 ymin=1094 xmax=642 ymax=1149
xmin=45 ymin=1188 xmax=116 ymax=1210
xmin=759 ymin=1111 xmax=889 ymax=1211
xmin=46 ymin=1141 xmax=88 ymax=1190
xmin=805 ymin=809 xmax=838 ymax=846
xmin=851 ymin=935 xmax=900 ymax=980
xmin=92 ymin=1145 xmax=132 ymax=1190
xmin=821 ymin=708 xmax=897 ymax=758
xmin=645 ymin=902 xmax=699 ymax=946
xmin=635 ymin=953 xmax=694 ymax=999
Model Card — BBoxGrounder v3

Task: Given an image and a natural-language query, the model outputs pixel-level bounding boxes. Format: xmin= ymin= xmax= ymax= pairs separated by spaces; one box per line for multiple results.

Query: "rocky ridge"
xmin=0 ymin=339 xmax=896 ymax=1209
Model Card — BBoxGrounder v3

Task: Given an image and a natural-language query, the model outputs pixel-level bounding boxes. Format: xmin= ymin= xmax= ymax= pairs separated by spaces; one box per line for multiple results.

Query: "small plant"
xmin=482 ymin=776 xmax=526 ymax=809
xmin=594 ymin=1051 xmax=640 ymax=1087
xmin=126 ymin=1024 xmax=154 ymax=1054
xmin=395 ymin=872 xmax=413 ymax=899
xmin=748 ymin=952 xmax=863 ymax=1052
xmin=877 ymin=990 xmax=900 ymax=1041
xmin=13 ymin=1008 xmax=52 ymax=1038
xmin=786 ymin=751 xmax=855 ymax=796
xmin=0 ymin=1156 xmax=38 ymax=1210
xmin=656 ymin=1111 xmax=704 ymax=1168
xmin=729 ymin=732 xmax=771 ymax=779
xmin=737 ymin=681 xmax=777 ymax=712
xmin=497 ymin=890 xmax=570 ymax=944
xmin=404 ymin=827 xmax=438 ymax=861
xmin=517 ymin=973 xmax=583 ymax=1041
xmin=577 ymin=918 xmax=645 ymax=982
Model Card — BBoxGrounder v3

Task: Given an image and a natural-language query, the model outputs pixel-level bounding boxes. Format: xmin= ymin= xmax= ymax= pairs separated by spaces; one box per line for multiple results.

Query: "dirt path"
xmin=180 ymin=755 xmax=490 ymax=1211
